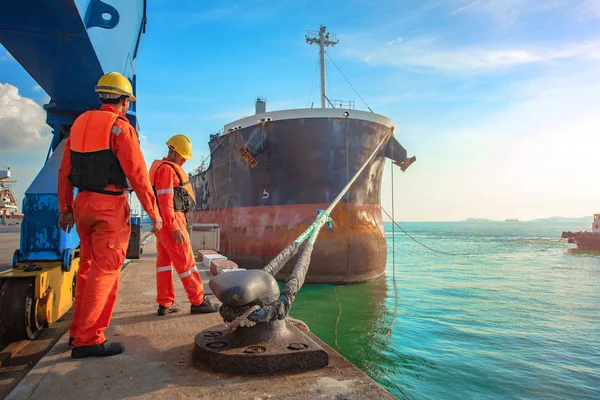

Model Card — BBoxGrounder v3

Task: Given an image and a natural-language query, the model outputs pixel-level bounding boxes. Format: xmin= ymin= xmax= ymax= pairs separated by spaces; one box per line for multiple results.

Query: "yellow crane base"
xmin=0 ymin=253 xmax=79 ymax=340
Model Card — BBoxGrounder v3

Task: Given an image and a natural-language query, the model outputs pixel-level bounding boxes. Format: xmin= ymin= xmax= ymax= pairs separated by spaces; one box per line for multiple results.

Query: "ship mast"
xmin=306 ymin=25 xmax=339 ymax=108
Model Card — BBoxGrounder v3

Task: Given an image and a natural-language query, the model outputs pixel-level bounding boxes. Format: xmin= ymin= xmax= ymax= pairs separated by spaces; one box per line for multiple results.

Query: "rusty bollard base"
xmin=193 ymin=319 xmax=328 ymax=375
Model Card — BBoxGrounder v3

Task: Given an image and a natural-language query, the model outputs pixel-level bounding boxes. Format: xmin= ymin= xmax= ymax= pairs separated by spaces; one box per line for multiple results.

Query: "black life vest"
xmin=68 ymin=110 xmax=130 ymax=195
xmin=149 ymin=159 xmax=197 ymax=213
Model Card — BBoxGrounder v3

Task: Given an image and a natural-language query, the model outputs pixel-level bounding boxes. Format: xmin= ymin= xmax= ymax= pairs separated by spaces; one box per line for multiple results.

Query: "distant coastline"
xmin=382 ymin=216 xmax=593 ymax=223
xmin=382 ymin=217 xmax=593 ymax=223
xmin=461 ymin=216 xmax=591 ymax=223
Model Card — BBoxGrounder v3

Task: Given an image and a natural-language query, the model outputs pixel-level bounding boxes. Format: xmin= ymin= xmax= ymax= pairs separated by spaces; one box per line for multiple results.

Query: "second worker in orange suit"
xmin=58 ymin=72 xmax=162 ymax=359
xmin=149 ymin=134 xmax=219 ymax=316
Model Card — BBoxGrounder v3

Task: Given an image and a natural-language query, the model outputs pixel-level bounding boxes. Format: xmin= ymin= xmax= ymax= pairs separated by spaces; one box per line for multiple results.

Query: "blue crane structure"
xmin=0 ymin=0 xmax=146 ymax=266
xmin=0 ymin=0 xmax=146 ymax=339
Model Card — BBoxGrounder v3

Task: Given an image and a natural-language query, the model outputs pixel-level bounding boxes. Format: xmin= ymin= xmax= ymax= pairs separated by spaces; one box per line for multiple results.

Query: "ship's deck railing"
xmin=328 ymin=100 xmax=355 ymax=109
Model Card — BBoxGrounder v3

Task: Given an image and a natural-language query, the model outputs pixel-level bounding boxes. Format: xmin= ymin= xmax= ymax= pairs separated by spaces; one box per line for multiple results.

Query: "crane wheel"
xmin=0 ymin=279 xmax=41 ymax=340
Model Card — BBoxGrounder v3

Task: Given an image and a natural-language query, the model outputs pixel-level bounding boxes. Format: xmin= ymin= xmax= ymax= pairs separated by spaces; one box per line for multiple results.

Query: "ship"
xmin=561 ymin=214 xmax=600 ymax=250
xmin=505 ymin=218 xmax=519 ymax=222
xmin=189 ymin=26 xmax=414 ymax=283
xmin=0 ymin=167 xmax=24 ymax=226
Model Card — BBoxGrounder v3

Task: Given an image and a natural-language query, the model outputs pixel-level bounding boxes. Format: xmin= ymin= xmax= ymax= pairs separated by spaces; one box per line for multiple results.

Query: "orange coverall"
xmin=58 ymin=104 xmax=159 ymax=347
xmin=150 ymin=159 xmax=204 ymax=307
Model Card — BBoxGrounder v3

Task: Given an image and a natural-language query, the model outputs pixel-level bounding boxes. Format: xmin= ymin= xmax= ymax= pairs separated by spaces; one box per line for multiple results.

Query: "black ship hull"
xmin=189 ymin=108 xmax=407 ymax=283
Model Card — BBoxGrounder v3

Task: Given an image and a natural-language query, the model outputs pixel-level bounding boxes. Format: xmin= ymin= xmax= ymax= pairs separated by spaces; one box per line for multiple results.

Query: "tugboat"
xmin=0 ymin=167 xmax=24 ymax=226
xmin=561 ymin=215 xmax=600 ymax=250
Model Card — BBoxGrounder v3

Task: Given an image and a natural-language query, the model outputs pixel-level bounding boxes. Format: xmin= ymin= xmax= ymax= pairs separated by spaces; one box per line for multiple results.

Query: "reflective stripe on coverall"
xmin=58 ymin=104 xmax=159 ymax=347
xmin=149 ymin=159 xmax=204 ymax=307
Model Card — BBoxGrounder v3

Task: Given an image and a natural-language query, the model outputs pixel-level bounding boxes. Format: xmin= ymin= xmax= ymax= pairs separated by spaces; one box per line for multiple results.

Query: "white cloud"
xmin=447 ymin=0 xmax=572 ymax=26
xmin=476 ymin=70 xmax=600 ymax=217
xmin=353 ymin=38 xmax=600 ymax=71
xmin=578 ymin=0 xmax=600 ymax=19
xmin=449 ymin=0 xmax=481 ymax=16
xmin=0 ymin=83 xmax=51 ymax=151
xmin=381 ymin=64 xmax=600 ymax=221
xmin=139 ymin=138 xmax=163 ymax=164
xmin=364 ymin=37 xmax=403 ymax=62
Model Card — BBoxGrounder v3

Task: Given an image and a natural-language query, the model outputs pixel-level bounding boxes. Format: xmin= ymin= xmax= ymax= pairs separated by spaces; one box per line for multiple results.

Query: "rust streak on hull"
xmin=190 ymin=203 xmax=387 ymax=283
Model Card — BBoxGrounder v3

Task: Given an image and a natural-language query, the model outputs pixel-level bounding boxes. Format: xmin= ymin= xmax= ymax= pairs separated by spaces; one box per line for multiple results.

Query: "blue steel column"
xmin=0 ymin=0 xmax=146 ymax=265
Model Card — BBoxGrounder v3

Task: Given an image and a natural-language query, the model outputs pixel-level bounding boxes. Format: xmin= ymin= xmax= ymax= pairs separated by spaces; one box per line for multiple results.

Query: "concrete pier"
xmin=6 ymin=237 xmax=395 ymax=400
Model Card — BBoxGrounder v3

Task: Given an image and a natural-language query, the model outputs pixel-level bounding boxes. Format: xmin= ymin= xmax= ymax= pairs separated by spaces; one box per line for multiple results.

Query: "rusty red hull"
xmin=562 ymin=231 xmax=600 ymax=250
xmin=190 ymin=203 xmax=387 ymax=283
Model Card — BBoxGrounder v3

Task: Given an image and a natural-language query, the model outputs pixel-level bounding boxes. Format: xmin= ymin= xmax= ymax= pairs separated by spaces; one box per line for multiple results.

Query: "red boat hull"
xmin=562 ymin=231 xmax=600 ymax=250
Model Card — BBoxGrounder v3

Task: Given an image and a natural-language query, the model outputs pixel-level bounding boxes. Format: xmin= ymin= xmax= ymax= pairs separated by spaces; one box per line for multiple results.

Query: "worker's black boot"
xmin=157 ymin=303 xmax=181 ymax=316
xmin=71 ymin=341 xmax=124 ymax=359
xmin=190 ymin=296 xmax=219 ymax=314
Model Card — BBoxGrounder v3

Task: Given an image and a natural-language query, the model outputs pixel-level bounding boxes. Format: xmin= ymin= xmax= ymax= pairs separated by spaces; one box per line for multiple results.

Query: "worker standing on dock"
xmin=58 ymin=72 xmax=162 ymax=359
xmin=149 ymin=135 xmax=219 ymax=316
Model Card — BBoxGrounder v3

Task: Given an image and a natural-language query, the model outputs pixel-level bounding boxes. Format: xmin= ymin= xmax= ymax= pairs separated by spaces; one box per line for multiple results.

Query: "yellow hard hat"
xmin=95 ymin=72 xmax=137 ymax=101
xmin=166 ymin=134 xmax=193 ymax=160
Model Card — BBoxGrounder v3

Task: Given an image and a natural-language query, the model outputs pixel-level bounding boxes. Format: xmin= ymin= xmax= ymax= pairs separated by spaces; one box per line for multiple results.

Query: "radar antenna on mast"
xmin=305 ymin=25 xmax=339 ymax=109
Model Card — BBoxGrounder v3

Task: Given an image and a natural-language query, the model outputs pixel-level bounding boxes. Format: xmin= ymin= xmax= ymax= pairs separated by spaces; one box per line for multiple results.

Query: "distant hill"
xmin=460 ymin=216 xmax=591 ymax=223
xmin=462 ymin=218 xmax=499 ymax=223
xmin=528 ymin=216 xmax=591 ymax=223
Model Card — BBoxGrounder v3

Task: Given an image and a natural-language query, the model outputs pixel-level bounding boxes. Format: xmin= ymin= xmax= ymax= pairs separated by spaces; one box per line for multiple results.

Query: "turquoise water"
xmin=290 ymin=221 xmax=600 ymax=399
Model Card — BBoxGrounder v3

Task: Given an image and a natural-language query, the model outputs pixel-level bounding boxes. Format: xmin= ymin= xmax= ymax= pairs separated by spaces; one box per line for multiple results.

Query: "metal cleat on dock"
xmin=192 ymin=269 xmax=328 ymax=375
xmin=192 ymin=145 xmax=387 ymax=374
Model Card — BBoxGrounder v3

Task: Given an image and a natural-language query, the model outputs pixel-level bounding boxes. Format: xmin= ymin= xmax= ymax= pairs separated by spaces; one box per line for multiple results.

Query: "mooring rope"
xmin=383 ymin=138 xmax=398 ymax=347
xmin=325 ymin=51 xmax=374 ymax=113
xmin=247 ymin=126 xmax=395 ymax=326
xmin=192 ymin=132 xmax=232 ymax=175
xmin=263 ymin=125 xmax=395 ymax=277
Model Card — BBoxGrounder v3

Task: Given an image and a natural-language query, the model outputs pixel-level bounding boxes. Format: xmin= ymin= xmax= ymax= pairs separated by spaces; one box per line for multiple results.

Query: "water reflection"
xmin=290 ymin=275 xmax=425 ymax=397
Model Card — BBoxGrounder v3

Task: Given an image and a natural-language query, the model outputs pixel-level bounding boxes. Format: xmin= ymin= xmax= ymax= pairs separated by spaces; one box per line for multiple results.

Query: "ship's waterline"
xmin=190 ymin=203 xmax=387 ymax=283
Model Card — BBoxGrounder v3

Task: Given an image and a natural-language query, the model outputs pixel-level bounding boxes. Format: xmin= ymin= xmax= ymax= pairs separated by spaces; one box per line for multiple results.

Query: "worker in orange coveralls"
xmin=149 ymin=134 xmax=219 ymax=316
xmin=58 ymin=72 xmax=162 ymax=359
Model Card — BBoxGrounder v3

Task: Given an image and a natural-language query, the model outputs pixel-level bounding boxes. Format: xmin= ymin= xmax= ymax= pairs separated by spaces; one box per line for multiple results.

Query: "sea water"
xmin=290 ymin=220 xmax=600 ymax=399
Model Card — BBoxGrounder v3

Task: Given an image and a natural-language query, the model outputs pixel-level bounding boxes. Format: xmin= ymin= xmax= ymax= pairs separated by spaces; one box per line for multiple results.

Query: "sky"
xmin=1 ymin=0 xmax=599 ymax=221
